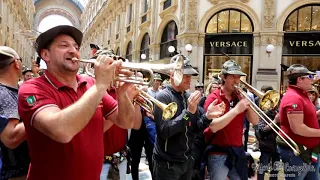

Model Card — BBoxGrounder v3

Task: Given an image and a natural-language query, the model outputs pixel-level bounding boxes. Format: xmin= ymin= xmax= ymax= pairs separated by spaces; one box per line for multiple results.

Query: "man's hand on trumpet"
xmin=94 ymin=55 xmax=122 ymax=90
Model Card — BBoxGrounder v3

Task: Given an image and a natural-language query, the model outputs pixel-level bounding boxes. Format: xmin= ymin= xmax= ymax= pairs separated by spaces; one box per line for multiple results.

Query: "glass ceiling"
xmin=33 ymin=0 xmax=88 ymax=12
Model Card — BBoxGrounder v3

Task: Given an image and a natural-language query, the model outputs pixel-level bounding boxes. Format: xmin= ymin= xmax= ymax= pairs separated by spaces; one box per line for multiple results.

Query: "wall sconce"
xmin=266 ymin=44 xmax=274 ymax=57
xmin=168 ymin=46 xmax=176 ymax=53
xmin=185 ymin=44 xmax=192 ymax=55
xmin=141 ymin=53 xmax=147 ymax=60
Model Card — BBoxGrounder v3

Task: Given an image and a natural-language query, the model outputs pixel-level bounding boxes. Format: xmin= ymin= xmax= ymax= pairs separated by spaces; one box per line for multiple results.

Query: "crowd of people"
xmin=0 ymin=24 xmax=320 ymax=180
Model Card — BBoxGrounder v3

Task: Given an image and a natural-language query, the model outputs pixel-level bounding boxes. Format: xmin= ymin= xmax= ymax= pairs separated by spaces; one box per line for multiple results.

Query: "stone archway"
xmin=34 ymin=5 xmax=80 ymax=30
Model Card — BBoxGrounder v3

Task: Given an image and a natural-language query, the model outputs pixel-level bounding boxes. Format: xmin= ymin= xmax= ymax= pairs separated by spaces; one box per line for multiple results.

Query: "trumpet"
xmin=72 ymin=54 xmax=184 ymax=86
xmin=235 ymin=81 xmax=301 ymax=155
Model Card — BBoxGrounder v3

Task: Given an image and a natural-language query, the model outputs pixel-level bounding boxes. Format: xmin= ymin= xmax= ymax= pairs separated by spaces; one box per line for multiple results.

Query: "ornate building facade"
xmin=0 ymin=0 xmax=35 ymax=67
xmin=79 ymin=0 xmax=320 ymax=91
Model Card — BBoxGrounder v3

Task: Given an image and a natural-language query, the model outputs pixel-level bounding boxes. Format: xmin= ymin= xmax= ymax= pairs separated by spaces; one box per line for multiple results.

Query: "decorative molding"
xmin=159 ymin=0 xmax=178 ymax=19
xmin=208 ymin=0 xmax=218 ymax=4
xmin=180 ymin=0 xmax=186 ymax=33
xmin=240 ymin=0 xmax=250 ymax=2
xmin=259 ymin=32 xmax=284 ymax=46
xmin=176 ymin=33 xmax=200 ymax=46
xmin=187 ymin=0 xmax=198 ymax=32
xmin=155 ymin=14 xmax=179 ymax=44
xmin=263 ymin=0 xmax=275 ymax=28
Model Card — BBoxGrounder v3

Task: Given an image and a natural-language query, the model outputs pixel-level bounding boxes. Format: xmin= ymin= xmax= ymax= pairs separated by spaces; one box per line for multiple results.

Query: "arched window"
xmin=126 ymin=41 xmax=132 ymax=62
xmin=160 ymin=21 xmax=178 ymax=59
xmin=206 ymin=9 xmax=253 ymax=33
xmin=284 ymin=5 xmax=320 ymax=32
xmin=140 ymin=33 xmax=150 ymax=62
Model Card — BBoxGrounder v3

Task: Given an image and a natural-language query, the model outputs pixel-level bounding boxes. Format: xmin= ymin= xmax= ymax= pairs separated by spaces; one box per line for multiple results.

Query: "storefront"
xmin=203 ymin=9 xmax=254 ymax=86
xmin=281 ymin=4 xmax=320 ymax=93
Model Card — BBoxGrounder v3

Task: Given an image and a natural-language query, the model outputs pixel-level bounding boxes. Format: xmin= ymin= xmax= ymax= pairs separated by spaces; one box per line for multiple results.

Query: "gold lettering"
xmin=231 ymin=42 xmax=237 ymax=47
xmin=302 ymin=41 xmax=307 ymax=46
xmin=289 ymin=41 xmax=295 ymax=47
xmin=296 ymin=41 xmax=300 ymax=47
xmin=243 ymin=41 xmax=247 ymax=47
xmin=220 ymin=41 xmax=225 ymax=47
xmin=309 ymin=41 xmax=314 ymax=47
xmin=226 ymin=41 xmax=230 ymax=47
xmin=210 ymin=42 xmax=215 ymax=47
xmin=215 ymin=42 xmax=219 ymax=47
xmin=315 ymin=41 xmax=320 ymax=46
xmin=237 ymin=41 xmax=242 ymax=47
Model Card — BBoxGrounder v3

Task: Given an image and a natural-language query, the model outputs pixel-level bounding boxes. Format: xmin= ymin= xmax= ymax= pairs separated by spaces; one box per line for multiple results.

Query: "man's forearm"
xmin=48 ymin=85 xmax=107 ymax=141
xmin=115 ymin=92 xmax=135 ymax=129
xmin=246 ymin=108 xmax=259 ymax=125
xmin=1 ymin=121 xmax=26 ymax=149
xmin=294 ymin=124 xmax=320 ymax=137
xmin=209 ymin=108 xmax=238 ymax=133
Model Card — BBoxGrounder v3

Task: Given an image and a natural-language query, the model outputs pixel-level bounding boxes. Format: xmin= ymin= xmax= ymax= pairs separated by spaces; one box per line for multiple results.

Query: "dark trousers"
xmin=128 ymin=124 xmax=154 ymax=180
xmin=257 ymin=151 xmax=280 ymax=180
xmin=152 ymin=155 xmax=195 ymax=180
xmin=243 ymin=118 xmax=250 ymax=151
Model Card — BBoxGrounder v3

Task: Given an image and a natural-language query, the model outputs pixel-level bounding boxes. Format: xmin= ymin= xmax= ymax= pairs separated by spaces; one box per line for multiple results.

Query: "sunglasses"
xmin=301 ymin=74 xmax=313 ymax=80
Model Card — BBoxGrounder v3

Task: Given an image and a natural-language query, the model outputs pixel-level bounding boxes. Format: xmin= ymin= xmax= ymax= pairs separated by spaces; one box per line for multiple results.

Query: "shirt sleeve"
xmin=101 ymin=93 xmax=118 ymax=118
xmin=0 ymin=88 xmax=19 ymax=120
xmin=283 ymin=96 xmax=304 ymax=114
xmin=18 ymin=82 xmax=58 ymax=127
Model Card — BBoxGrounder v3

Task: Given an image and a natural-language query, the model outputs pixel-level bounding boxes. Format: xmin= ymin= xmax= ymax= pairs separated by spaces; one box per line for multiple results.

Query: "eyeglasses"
xmin=301 ymin=74 xmax=313 ymax=80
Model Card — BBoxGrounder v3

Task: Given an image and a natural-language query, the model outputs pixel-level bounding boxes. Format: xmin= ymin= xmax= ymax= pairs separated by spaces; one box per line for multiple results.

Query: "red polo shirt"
xmin=18 ymin=71 xmax=117 ymax=180
xmin=279 ymin=85 xmax=320 ymax=148
xmin=203 ymin=89 xmax=246 ymax=147
xmin=104 ymin=88 xmax=127 ymax=156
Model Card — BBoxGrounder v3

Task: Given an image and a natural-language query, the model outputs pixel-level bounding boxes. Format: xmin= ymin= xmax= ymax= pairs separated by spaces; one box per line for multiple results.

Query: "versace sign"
xmin=283 ymin=33 xmax=320 ymax=55
xmin=205 ymin=34 xmax=253 ymax=55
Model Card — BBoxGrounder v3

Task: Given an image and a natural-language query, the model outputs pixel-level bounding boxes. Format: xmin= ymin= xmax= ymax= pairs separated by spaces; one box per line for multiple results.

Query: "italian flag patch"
xmin=312 ymin=153 xmax=318 ymax=162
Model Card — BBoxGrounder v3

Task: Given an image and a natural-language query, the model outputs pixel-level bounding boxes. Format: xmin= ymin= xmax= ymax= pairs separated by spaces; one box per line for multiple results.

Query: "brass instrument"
xmin=72 ymin=55 xmax=184 ymax=86
xmin=240 ymin=80 xmax=280 ymax=111
xmin=136 ymin=88 xmax=178 ymax=120
xmin=235 ymin=81 xmax=301 ymax=155
xmin=72 ymin=55 xmax=182 ymax=120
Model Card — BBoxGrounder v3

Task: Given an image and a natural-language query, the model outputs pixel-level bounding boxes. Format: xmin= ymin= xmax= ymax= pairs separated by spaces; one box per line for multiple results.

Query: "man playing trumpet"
xmin=18 ymin=25 xmax=140 ymax=180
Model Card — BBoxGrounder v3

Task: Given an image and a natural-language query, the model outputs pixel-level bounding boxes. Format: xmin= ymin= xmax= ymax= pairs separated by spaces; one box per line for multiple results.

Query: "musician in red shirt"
xmin=203 ymin=60 xmax=258 ymax=180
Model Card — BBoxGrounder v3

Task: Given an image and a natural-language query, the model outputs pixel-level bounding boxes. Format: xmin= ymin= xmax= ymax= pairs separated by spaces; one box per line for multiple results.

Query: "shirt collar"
xmin=44 ymin=70 xmax=87 ymax=90
xmin=167 ymin=85 xmax=184 ymax=95
xmin=288 ymin=85 xmax=308 ymax=96
xmin=218 ymin=88 xmax=239 ymax=101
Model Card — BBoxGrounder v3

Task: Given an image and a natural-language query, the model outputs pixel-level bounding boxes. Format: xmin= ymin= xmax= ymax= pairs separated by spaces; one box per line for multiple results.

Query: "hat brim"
xmin=288 ymin=71 xmax=316 ymax=79
xmin=36 ymin=25 xmax=83 ymax=58
xmin=0 ymin=49 xmax=14 ymax=58
xmin=227 ymin=70 xmax=247 ymax=76
xmin=154 ymin=78 xmax=162 ymax=81
xmin=183 ymin=67 xmax=199 ymax=76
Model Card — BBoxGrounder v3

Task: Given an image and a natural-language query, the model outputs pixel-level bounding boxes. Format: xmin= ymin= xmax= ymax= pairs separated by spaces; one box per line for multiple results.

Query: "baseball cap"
xmin=90 ymin=44 xmax=100 ymax=50
xmin=35 ymin=25 xmax=83 ymax=58
xmin=0 ymin=46 xmax=20 ymax=68
xmin=170 ymin=54 xmax=199 ymax=76
xmin=221 ymin=60 xmax=247 ymax=76
xmin=286 ymin=64 xmax=315 ymax=79
xmin=154 ymin=73 xmax=162 ymax=81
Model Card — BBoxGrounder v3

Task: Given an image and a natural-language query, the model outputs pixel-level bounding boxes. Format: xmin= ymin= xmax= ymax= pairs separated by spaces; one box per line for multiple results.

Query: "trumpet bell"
xmin=163 ymin=102 xmax=178 ymax=120
xmin=260 ymin=90 xmax=280 ymax=111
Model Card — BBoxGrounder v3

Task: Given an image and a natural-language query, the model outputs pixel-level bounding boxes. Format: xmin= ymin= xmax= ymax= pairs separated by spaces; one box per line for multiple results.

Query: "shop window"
xmin=160 ymin=21 xmax=178 ymax=59
xmin=140 ymin=33 xmax=150 ymax=62
xmin=206 ymin=9 xmax=253 ymax=33
xmin=284 ymin=5 xmax=320 ymax=32
xmin=126 ymin=41 xmax=132 ymax=62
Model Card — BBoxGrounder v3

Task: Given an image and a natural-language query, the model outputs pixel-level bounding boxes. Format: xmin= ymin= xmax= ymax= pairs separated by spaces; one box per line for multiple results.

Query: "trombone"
xmin=235 ymin=80 xmax=301 ymax=155
xmin=135 ymin=88 xmax=178 ymax=120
